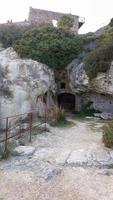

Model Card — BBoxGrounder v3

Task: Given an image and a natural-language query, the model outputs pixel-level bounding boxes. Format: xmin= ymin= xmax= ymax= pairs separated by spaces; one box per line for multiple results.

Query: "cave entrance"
xmin=57 ymin=93 xmax=75 ymax=111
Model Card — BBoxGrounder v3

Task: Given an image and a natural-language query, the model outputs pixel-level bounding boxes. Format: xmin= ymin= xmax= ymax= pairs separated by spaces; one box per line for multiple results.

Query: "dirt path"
xmin=0 ymin=117 xmax=113 ymax=200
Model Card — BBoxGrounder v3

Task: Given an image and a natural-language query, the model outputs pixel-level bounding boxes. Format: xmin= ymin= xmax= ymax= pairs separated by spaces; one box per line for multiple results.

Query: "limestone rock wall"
xmin=68 ymin=60 xmax=113 ymax=114
xmin=82 ymin=93 xmax=113 ymax=113
xmin=67 ymin=59 xmax=89 ymax=92
xmin=0 ymin=48 xmax=56 ymax=124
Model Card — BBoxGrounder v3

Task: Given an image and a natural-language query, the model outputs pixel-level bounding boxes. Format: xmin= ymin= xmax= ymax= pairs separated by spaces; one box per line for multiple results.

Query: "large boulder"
xmin=13 ymin=146 xmax=35 ymax=156
xmin=94 ymin=112 xmax=113 ymax=120
xmin=67 ymin=59 xmax=89 ymax=92
xmin=0 ymin=48 xmax=56 ymax=128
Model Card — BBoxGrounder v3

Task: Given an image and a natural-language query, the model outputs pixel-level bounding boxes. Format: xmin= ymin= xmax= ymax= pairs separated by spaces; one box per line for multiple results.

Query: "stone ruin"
xmin=0 ymin=7 xmax=84 ymax=34
xmin=28 ymin=7 xmax=85 ymax=34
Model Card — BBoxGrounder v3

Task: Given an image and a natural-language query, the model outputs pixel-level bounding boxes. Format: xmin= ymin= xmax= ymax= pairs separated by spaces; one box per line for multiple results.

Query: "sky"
xmin=0 ymin=0 xmax=113 ymax=34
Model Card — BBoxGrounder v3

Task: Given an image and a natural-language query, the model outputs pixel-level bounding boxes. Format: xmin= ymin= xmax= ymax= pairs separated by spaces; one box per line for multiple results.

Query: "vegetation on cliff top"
xmin=13 ymin=26 xmax=83 ymax=69
xmin=0 ymin=24 xmax=32 ymax=48
xmin=57 ymin=14 xmax=74 ymax=31
xmin=1 ymin=17 xmax=113 ymax=79
xmin=85 ymin=23 xmax=113 ymax=80
xmin=12 ymin=19 xmax=113 ymax=79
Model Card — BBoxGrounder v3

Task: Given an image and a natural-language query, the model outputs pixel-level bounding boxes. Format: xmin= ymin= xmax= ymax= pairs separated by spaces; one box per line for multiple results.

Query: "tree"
xmin=85 ymin=30 xmax=113 ymax=80
xmin=57 ymin=15 xmax=74 ymax=31
xmin=13 ymin=26 xmax=83 ymax=69
xmin=0 ymin=24 xmax=31 ymax=48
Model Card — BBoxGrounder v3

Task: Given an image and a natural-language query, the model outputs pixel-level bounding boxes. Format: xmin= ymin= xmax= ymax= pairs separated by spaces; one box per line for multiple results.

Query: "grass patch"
xmin=75 ymin=108 xmax=97 ymax=118
xmin=32 ymin=123 xmax=49 ymax=135
xmin=50 ymin=119 xmax=74 ymax=128
xmin=75 ymin=102 xmax=101 ymax=118
xmin=0 ymin=146 xmax=10 ymax=160
xmin=103 ymin=120 xmax=113 ymax=148
xmin=0 ymin=139 xmax=18 ymax=160
xmin=32 ymin=126 xmax=47 ymax=135
xmin=49 ymin=107 xmax=74 ymax=127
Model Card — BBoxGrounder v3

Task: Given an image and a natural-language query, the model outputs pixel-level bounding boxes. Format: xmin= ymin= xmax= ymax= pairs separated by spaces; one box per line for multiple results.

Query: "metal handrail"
xmin=0 ymin=109 xmax=39 ymax=120
xmin=0 ymin=109 xmax=47 ymax=152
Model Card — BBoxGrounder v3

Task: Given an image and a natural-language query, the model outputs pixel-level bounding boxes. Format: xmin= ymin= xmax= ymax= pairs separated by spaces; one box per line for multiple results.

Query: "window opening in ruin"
xmin=52 ymin=20 xmax=58 ymax=27
xmin=60 ymin=82 xmax=66 ymax=89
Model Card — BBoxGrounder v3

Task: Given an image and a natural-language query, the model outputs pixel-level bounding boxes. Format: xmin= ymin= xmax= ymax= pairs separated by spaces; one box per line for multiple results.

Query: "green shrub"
xmin=85 ymin=29 xmax=113 ymax=80
xmin=75 ymin=105 xmax=99 ymax=118
xmin=58 ymin=14 xmax=74 ymax=31
xmin=13 ymin=26 xmax=83 ymax=69
xmin=103 ymin=121 xmax=113 ymax=148
xmin=76 ymin=109 xmax=95 ymax=118
xmin=0 ymin=24 xmax=31 ymax=48
xmin=0 ymin=145 xmax=10 ymax=159
xmin=32 ymin=125 xmax=49 ymax=134
xmin=0 ymin=139 xmax=17 ymax=160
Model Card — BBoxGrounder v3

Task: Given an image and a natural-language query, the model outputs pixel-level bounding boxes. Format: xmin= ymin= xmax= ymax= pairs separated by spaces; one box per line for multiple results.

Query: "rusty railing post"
xmin=53 ymin=95 xmax=57 ymax=123
xmin=5 ymin=117 xmax=8 ymax=152
xmin=45 ymin=104 xmax=47 ymax=132
xmin=29 ymin=112 xmax=32 ymax=142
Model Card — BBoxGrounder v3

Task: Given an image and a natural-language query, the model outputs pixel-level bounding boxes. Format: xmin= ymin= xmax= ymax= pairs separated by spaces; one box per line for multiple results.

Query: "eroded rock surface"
xmin=13 ymin=146 xmax=36 ymax=156
xmin=68 ymin=59 xmax=113 ymax=116
xmin=68 ymin=59 xmax=113 ymax=96
xmin=0 ymin=48 xmax=56 ymax=128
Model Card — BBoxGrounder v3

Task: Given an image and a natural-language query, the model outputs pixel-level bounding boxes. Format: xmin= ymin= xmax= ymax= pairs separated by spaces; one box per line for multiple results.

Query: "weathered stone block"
xmin=13 ymin=146 xmax=35 ymax=156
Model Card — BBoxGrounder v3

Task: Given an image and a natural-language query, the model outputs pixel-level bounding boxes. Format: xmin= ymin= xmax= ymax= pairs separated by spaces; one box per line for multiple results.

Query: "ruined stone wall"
xmin=28 ymin=7 xmax=79 ymax=34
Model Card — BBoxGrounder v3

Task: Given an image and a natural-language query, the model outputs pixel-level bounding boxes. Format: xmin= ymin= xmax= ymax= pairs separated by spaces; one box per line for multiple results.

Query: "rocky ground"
xmin=0 ymin=117 xmax=113 ymax=200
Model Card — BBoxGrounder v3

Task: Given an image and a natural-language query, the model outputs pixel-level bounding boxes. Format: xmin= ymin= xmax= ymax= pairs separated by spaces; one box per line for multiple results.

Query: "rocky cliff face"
xmin=0 ymin=48 xmax=56 ymax=123
xmin=68 ymin=59 xmax=113 ymax=115
xmin=68 ymin=59 xmax=113 ymax=96
xmin=67 ymin=59 xmax=89 ymax=92
xmin=1 ymin=46 xmax=113 ymax=124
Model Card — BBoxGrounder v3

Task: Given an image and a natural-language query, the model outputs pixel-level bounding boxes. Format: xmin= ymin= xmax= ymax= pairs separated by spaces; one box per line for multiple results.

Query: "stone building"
xmin=28 ymin=7 xmax=85 ymax=34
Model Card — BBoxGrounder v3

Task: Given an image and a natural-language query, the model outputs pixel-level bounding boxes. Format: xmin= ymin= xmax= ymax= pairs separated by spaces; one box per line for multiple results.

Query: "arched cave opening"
xmin=57 ymin=93 xmax=75 ymax=111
